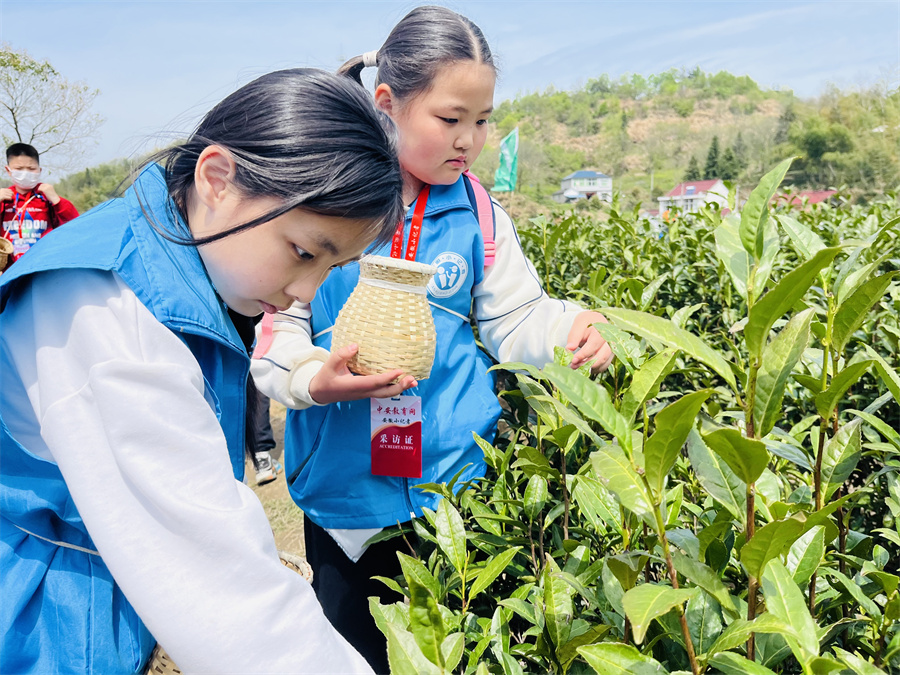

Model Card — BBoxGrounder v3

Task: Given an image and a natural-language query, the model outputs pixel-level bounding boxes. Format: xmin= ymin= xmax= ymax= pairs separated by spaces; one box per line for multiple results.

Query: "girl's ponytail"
xmin=338 ymin=51 xmax=380 ymax=87
xmin=337 ymin=54 xmax=367 ymax=86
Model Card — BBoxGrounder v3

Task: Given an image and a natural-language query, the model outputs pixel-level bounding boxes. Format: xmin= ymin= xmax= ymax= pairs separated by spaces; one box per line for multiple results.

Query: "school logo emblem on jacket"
xmin=428 ymin=252 xmax=468 ymax=298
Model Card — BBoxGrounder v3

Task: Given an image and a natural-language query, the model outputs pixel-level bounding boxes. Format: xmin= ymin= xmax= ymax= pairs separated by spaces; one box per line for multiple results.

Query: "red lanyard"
xmin=390 ymin=186 xmax=430 ymax=261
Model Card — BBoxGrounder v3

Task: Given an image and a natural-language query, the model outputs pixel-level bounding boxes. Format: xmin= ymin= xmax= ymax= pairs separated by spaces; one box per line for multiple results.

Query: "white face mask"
xmin=7 ymin=168 xmax=41 ymax=191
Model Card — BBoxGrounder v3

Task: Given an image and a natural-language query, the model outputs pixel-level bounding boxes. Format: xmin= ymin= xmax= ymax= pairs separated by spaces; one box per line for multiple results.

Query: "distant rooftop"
xmin=664 ymin=179 xmax=721 ymax=197
xmin=563 ymin=170 xmax=610 ymax=180
xmin=775 ymin=190 xmax=838 ymax=206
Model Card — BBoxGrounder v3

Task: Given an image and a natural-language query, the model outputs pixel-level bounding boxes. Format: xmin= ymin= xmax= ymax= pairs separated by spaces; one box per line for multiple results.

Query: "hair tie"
xmin=362 ymin=50 xmax=378 ymax=68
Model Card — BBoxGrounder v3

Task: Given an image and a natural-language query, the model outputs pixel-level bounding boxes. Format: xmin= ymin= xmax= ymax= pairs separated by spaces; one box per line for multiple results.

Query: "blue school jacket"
xmin=0 ymin=165 xmax=249 ymax=674
xmin=285 ymin=176 xmax=503 ymax=529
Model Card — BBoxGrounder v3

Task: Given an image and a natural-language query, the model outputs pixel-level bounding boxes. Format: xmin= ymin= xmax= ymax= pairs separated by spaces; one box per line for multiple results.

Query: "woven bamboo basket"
xmin=144 ymin=551 xmax=313 ymax=675
xmin=331 ymin=255 xmax=437 ymax=380
xmin=0 ymin=238 xmax=12 ymax=270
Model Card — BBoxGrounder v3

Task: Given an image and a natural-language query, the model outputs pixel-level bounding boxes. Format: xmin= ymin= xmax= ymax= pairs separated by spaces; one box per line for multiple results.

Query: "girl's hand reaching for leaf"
xmin=565 ymin=311 xmax=614 ymax=373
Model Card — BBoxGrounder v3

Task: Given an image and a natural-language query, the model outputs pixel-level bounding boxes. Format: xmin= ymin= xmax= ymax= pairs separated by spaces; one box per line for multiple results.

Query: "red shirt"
xmin=1 ymin=186 xmax=79 ymax=266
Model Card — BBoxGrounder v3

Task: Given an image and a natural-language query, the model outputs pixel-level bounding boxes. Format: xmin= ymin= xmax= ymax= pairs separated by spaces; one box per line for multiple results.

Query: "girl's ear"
xmin=194 ymin=145 xmax=237 ymax=209
xmin=374 ymin=84 xmax=395 ymax=115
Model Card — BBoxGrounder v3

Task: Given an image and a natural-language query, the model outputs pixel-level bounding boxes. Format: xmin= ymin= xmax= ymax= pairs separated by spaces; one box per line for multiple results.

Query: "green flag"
xmin=492 ymin=127 xmax=518 ymax=192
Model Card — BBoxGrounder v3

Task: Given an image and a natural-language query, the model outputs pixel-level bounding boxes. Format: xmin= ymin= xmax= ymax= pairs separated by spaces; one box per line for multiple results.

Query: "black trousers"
xmin=254 ymin=389 xmax=276 ymax=453
xmin=304 ymin=518 xmax=412 ymax=675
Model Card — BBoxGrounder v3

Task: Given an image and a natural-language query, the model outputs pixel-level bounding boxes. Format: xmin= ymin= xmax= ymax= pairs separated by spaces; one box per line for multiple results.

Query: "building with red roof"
xmin=657 ymin=179 xmax=729 ymax=214
xmin=773 ymin=190 xmax=838 ymax=208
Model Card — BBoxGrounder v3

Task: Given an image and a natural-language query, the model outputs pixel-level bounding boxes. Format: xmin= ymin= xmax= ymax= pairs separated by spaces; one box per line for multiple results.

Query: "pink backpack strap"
xmin=252 ymin=312 xmax=275 ymax=359
xmin=464 ymin=170 xmax=495 ymax=267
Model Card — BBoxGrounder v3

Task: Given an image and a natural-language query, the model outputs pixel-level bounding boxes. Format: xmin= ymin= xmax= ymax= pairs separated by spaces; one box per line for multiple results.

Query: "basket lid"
xmin=359 ymin=254 xmax=437 ymax=276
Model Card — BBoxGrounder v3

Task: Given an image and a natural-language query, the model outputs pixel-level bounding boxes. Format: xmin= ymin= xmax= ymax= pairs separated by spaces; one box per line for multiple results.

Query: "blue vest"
xmin=0 ymin=165 xmax=249 ymax=674
xmin=285 ymin=176 xmax=502 ymax=529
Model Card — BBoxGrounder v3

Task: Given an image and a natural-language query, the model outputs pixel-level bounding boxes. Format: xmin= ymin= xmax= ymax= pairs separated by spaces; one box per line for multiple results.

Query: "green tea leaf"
xmin=832 ymin=272 xmax=898 ymax=353
xmin=591 ymin=445 xmax=654 ymax=523
xmin=469 ymin=547 xmax=523 ymax=601
xmin=543 ymin=363 xmax=632 ymax=450
xmin=741 ymin=517 xmax=806 ymax=580
xmin=440 ymin=633 xmax=464 ymax=672
xmin=595 ymin=322 xmax=644 ymax=373
xmin=777 ymin=214 xmax=825 ymax=261
xmin=516 ymin=374 xmax=559 ymax=422
xmin=702 ymin=427 xmax=769 ymax=485
xmin=821 ymin=568 xmax=881 ymax=619
xmin=685 ymin=587 xmax=724 ymax=656
xmin=511 ymin=445 xmax=557 ymax=480
xmin=491 ymin=361 xmax=545 ymax=381
xmin=671 ymin=302 xmax=705 ymax=329
xmin=523 ymin=474 xmax=548 ymax=522
xmin=578 ymin=642 xmax=667 ymax=674
xmin=761 ymin=559 xmax=820 ymax=662
xmin=847 ymin=410 xmax=900 ymax=450
xmin=620 ymin=348 xmax=679 ymax=422
xmin=407 ymin=575 xmax=446 ymax=668
xmin=740 ymin=157 xmax=792 ymax=260
xmin=602 ymin=307 xmax=739 ymax=393
xmin=527 ymin=394 xmax=604 ymax=447
xmin=385 ymin=623 xmax=442 ymax=675
xmin=622 ymin=583 xmax=695 ymax=644
xmin=558 ymin=625 xmax=611 ymax=671
xmin=753 ymin=216 xmax=781 ymax=305
xmin=786 ymin=525 xmax=826 ymax=588
xmin=755 ymin=309 xmax=814 ymax=438
xmin=821 ymin=418 xmax=862 ymax=500
xmin=397 ymin=552 xmax=442 ymax=602
xmin=542 ymin=558 xmax=574 ymax=649
xmin=572 ymin=474 xmax=623 ymax=536
xmin=686 ymin=429 xmax=746 ymax=524
xmin=641 ymin=273 xmax=669 ymax=311
xmin=833 ymin=647 xmax=887 ymax=675
xmin=369 ymin=597 xmax=409 ymax=638
xmin=867 ymin=570 xmax=900 ymax=595
xmin=435 ymin=499 xmax=467 ymax=576
xmin=715 ymin=216 xmax=750 ymax=301
xmin=607 ymin=552 xmax=650 ymax=591
xmin=814 ymin=360 xmax=873 ymax=420
xmin=671 ymin=550 xmax=739 ymax=618
xmin=745 ymin=247 xmax=841 ymax=360
xmin=707 ymin=614 xmax=793 ymax=655
xmin=644 ymin=390 xmax=711 ymax=498
xmin=709 ymin=652 xmax=780 ymax=675
xmin=863 ymin=345 xmax=900 ymax=405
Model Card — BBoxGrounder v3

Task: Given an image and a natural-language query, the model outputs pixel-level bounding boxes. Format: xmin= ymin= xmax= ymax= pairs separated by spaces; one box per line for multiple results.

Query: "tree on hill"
xmin=0 ymin=43 xmax=103 ymax=173
xmin=718 ymin=147 xmax=741 ymax=180
xmin=732 ymin=132 xmax=748 ymax=171
xmin=703 ymin=136 xmax=720 ymax=179
xmin=683 ymin=156 xmax=701 ymax=181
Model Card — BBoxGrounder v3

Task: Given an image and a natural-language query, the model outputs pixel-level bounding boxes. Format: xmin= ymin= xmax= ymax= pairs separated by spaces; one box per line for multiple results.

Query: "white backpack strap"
xmin=464 ymin=170 xmax=495 ymax=267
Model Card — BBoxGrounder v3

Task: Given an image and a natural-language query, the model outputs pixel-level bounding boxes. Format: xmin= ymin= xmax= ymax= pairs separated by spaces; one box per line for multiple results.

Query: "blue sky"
xmin=1 ymin=0 xmax=898 ymax=174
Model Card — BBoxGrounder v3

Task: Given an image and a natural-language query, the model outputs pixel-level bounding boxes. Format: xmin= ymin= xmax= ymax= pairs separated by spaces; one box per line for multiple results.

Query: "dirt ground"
xmin=246 ymin=400 xmax=307 ymax=557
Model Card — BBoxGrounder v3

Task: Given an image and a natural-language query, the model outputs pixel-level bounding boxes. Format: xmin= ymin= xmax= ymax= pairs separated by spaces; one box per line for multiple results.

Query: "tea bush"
xmin=372 ymin=160 xmax=900 ymax=675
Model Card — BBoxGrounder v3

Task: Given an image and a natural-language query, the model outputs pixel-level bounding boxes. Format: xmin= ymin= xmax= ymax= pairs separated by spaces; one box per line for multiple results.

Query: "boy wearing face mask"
xmin=2 ymin=143 xmax=79 ymax=270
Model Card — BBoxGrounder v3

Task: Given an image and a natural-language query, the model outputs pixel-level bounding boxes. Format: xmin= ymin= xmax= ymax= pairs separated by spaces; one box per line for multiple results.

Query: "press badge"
xmin=370 ymin=395 xmax=422 ymax=478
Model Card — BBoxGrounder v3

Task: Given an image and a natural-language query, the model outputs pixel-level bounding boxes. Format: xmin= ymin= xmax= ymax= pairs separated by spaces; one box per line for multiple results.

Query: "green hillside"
xmin=471 ymin=68 xmax=899 ymax=214
xmin=57 ymin=69 xmax=899 ymax=217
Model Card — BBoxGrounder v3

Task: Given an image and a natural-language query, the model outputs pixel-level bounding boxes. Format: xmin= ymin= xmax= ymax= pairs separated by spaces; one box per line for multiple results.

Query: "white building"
xmin=552 ymin=170 xmax=613 ymax=203
xmin=657 ymin=179 xmax=728 ymax=214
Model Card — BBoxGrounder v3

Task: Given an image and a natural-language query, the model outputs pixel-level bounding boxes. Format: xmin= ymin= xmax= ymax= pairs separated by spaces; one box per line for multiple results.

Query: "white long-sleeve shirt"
xmin=1 ymin=268 xmax=372 ymax=674
xmin=251 ymin=200 xmax=586 ymax=409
